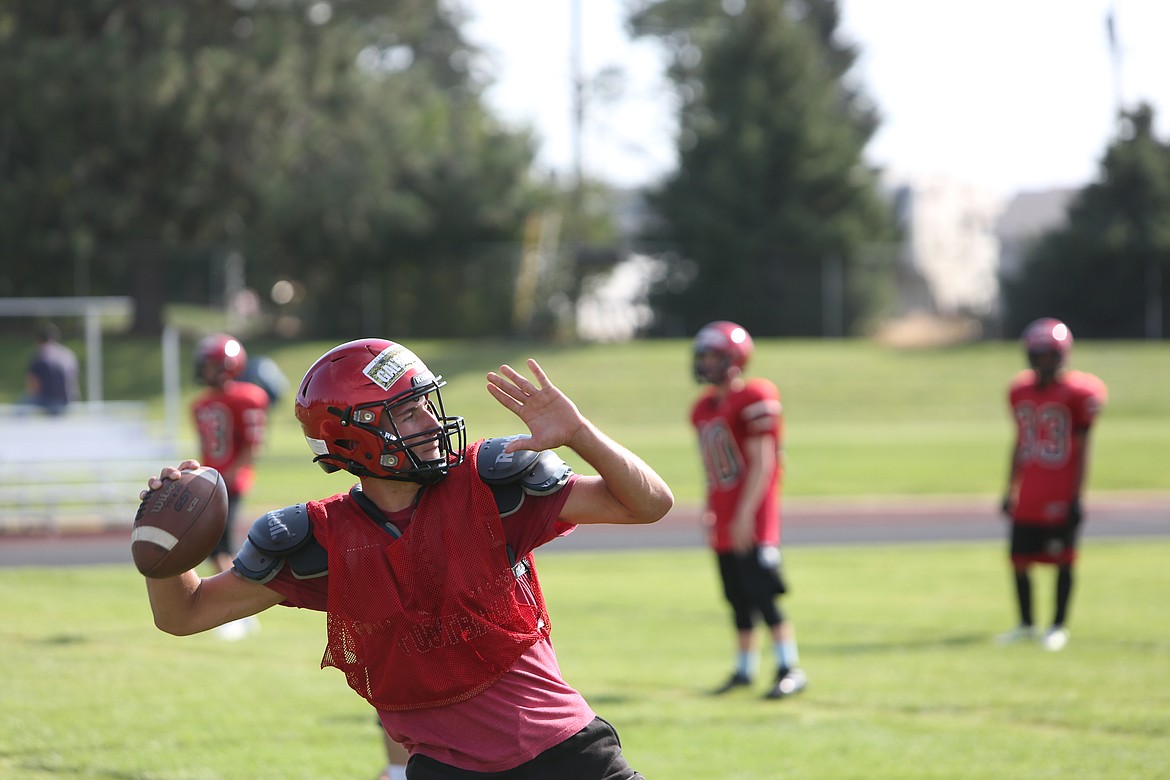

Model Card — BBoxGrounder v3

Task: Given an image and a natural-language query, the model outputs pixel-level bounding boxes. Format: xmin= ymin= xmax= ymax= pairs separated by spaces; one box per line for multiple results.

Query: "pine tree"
xmin=630 ymin=0 xmax=894 ymax=336
xmin=1003 ymin=103 xmax=1170 ymax=338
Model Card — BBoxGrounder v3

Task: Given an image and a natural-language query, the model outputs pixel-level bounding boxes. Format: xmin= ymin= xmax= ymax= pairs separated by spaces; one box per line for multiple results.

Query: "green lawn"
xmin=6 ymin=334 xmax=1164 ymax=512
xmin=2 ymin=333 xmax=1168 ymax=778
xmin=2 ymin=540 xmax=1168 ymax=779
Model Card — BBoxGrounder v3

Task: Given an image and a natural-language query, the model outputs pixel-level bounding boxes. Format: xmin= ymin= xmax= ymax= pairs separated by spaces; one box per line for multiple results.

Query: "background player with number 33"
xmin=999 ymin=318 xmax=1107 ymax=652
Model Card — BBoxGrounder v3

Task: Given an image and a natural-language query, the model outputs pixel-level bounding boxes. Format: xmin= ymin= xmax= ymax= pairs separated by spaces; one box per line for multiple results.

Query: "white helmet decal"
xmin=363 ymin=344 xmax=425 ymax=391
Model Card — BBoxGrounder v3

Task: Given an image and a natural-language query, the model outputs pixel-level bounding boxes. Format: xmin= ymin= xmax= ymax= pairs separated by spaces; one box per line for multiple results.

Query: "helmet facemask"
xmin=321 ymin=378 xmax=466 ymax=485
xmin=296 ymin=339 xmax=468 ymax=484
xmin=1027 ymin=349 xmax=1063 ymax=384
xmin=694 ymin=348 xmax=733 ymax=384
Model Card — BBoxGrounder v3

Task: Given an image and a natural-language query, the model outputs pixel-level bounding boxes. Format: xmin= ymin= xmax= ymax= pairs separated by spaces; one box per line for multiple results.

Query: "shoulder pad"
xmin=519 ymin=450 xmax=573 ymax=496
xmin=248 ymin=503 xmax=313 ymax=554
xmin=478 ymin=436 xmax=542 ymax=484
xmin=233 ymin=504 xmax=328 ymax=583
xmin=478 ymin=436 xmax=572 ymax=494
xmin=477 ymin=437 xmax=573 ymax=516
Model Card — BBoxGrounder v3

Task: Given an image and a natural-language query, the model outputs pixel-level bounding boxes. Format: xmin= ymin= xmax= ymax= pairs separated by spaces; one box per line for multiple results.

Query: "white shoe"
xmin=996 ymin=625 xmax=1037 ymax=646
xmin=1042 ymin=626 xmax=1069 ymax=652
xmin=215 ymin=616 xmax=260 ymax=641
xmin=765 ymin=667 xmax=808 ymax=700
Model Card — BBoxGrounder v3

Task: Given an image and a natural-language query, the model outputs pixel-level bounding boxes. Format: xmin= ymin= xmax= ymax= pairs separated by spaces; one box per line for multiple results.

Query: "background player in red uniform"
xmin=191 ymin=333 xmax=270 ymax=638
xmin=690 ymin=321 xmax=806 ymax=700
xmin=999 ymin=318 xmax=1107 ymax=652
xmin=141 ymin=338 xmax=673 ymax=778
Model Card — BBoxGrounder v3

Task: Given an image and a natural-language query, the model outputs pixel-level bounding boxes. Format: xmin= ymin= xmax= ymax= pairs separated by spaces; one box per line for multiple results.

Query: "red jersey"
xmin=263 ymin=454 xmax=588 ymax=772
xmin=313 ymin=442 xmax=554 ymax=711
xmin=191 ymin=380 xmax=269 ymax=495
xmin=691 ymin=377 xmax=783 ymax=551
xmin=1007 ymin=369 xmax=1107 ymax=525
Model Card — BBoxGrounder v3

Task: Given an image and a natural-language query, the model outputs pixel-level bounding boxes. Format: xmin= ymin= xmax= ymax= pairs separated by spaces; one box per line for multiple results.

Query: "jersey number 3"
xmin=1015 ymin=402 xmax=1071 ymax=466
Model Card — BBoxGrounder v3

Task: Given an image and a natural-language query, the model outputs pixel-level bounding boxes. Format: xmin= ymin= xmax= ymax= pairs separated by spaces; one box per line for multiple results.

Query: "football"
xmin=131 ymin=466 xmax=228 ymax=578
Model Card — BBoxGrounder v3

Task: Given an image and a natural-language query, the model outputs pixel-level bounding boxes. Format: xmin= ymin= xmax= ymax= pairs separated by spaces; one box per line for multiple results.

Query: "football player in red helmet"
xmin=693 ymin=320 xmax=754 ymax=384
xmin=139 ymin=338 xmax=673 ymax=779
xmin=1022 ymin=317 xmax=1073 ymax=383
xmin=294 ymin=339 xmax=466 ymax=484
xmin=194 ymin=333 xmax=248 ymax=385
xmin=1000 ymin=318 xmax=1107 ymax=652
xmin=190 ymin=334 xmax=270 ymax=620
xmin=691 ymin=321 xmax=807 ymax=700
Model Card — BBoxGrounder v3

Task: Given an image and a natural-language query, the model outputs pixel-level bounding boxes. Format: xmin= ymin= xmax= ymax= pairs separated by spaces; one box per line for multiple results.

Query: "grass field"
xmin=2 ymin=333 xmax=1168 ymax=778
xmin=2 ymin=334 xmax=1168 ymax=511
xmin=2 ymin=541 xmax=1168 ymax=779
xmin=247 ymin=337 xmax=1170 ymax=507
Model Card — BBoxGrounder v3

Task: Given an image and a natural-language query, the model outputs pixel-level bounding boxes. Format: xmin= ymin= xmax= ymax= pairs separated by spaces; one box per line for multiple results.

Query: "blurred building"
xmin=575 ymin=253 xmax=661 ymax=342
xmin=995 ymin=188 xmax=1077 ymax=280
xmin=890 ymin=175 xmax=1004 ymax=319
xmin=888 ymin=176 xmax=1078 ymax=338
xmin=581 ymin=180 xmax=1080 ymax=342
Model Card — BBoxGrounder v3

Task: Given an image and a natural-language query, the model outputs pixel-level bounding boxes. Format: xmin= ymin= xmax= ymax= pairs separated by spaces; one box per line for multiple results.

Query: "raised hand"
xmin=485 ymin=359 xmax=585 ymax=454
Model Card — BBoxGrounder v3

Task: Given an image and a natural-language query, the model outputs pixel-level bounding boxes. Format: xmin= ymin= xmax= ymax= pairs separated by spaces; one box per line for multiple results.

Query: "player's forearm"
xmin=144 ymin=569 xmax=274 ymax=636
xmin=734 ymin=436 xmax=774 ymax=523
xmin=1003 ymin=444 xmax=1022 ymax=495
xmin=566 ymin=419 xmax=674 ymax=523
xmin=1070 ymin=437 xmax=1090 ymax=499
xmin=144 ymin=570 xmax=210 ymax=636
xmin=734 ymin=468 xmax=769 ymax=524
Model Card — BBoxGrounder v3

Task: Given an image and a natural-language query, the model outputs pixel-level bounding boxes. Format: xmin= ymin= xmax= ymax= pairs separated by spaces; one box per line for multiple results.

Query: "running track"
xmin=1 ymin=494 xmax=1166 ymax=567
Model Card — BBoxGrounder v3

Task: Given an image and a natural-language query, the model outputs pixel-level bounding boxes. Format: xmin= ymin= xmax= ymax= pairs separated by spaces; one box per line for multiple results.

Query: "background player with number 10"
xmin=690 ymin=321 xmax=807 ymax=700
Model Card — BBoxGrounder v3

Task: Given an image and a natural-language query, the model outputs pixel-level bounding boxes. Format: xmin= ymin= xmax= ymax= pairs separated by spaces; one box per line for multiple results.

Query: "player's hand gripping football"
xmin=140 ymin=459 xmax=203 ymax=500
xmin=486 ymin=359 xmax=586 ymax=455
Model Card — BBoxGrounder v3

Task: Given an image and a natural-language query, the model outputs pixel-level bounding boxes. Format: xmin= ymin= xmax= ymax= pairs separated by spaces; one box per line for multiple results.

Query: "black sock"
xmin=1014 ymin=570 xmax=1033 ymax=627
xmin=1053 ymin=566 xmax=1074 ymax=627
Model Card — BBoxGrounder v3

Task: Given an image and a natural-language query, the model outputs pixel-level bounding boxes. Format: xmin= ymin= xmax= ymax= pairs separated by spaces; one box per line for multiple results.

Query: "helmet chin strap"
xmin=375 ymin=427 xmax=455 ymax=484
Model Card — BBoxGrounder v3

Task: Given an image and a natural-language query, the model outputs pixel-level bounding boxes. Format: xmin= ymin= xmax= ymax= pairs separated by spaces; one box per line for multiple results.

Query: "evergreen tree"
xmin=1003 ymin=103 xmax=1170 ymax=339
xmin=629 ymin=0 xmax=894 ymax=337
xmin=0 ymin=0 xmax=542 ymax=338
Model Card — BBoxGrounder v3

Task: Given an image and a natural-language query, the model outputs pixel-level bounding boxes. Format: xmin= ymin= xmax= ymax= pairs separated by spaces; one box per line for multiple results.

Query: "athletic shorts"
xmin=1010 ymin=521 xmax=1079 ymax=566
xmin=718 ymin=546 xmax=787 ymax=604
xmin=211 ymin=491 xmax=243 ymax=557
xmin=405 ymin=716 xmax=643 ymax=779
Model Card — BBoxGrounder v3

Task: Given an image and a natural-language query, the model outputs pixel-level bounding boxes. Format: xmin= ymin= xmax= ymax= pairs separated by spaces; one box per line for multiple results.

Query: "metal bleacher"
xmin=0 ymin=402 xmax=180 ymax=535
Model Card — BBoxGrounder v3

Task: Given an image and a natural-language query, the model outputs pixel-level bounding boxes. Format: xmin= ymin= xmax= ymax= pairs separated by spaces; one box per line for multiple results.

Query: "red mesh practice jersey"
xmin=262 ymin=453 xmax=587 ymax=771
xmin=691 ymin=377 xmax=783 ymax=551
xmin=1008 ymin=369 xmax=1107 ymax=524
xmin=266 ymin=441 xmax=578 ymax=713
xmin=191 ymin=380 xmax=269 ymax=494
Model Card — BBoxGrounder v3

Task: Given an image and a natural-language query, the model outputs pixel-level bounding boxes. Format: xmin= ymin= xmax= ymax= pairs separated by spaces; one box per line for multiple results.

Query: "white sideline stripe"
xmin=131 ymin=526 xmax=179 ymax=551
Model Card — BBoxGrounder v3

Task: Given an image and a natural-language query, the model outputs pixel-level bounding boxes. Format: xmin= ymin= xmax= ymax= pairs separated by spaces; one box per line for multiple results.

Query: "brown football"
xmin=131 ymin=466 xmax=228 ymax=578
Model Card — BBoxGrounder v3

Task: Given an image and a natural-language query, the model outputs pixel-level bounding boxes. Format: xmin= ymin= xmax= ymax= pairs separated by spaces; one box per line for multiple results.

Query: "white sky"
xmin=455 ymin=0 xmax=1170 ymax=198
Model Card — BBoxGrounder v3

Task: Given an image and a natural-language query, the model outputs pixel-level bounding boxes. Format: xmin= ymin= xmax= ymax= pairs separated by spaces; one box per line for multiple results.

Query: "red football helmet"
xmin=294 ymin=338 xmax=466 ymax=483
xmin=1022 ymin=318 xmax=1072 ymax=372
xmin=194 ymin=333 xmax=247 ymax=386
xmin=693 ymin=321 xmax=754 ymax=384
